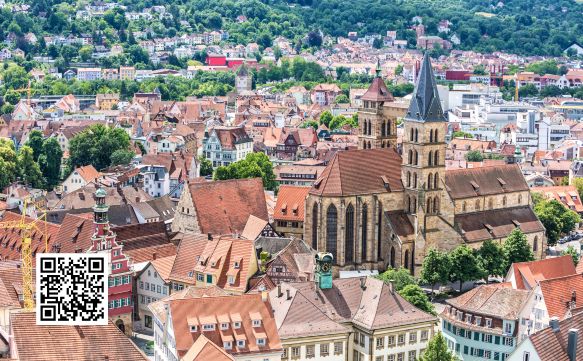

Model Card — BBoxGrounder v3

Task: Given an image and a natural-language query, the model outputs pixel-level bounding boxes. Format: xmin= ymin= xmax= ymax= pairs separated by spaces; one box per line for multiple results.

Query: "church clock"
xmin=315 ymin=252 xmax=333 ymax=289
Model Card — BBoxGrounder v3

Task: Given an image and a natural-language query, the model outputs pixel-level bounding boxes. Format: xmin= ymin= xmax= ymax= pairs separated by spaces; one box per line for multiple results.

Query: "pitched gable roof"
xmin=182 ymin=334 xmax=234 ymax=361
xmin=539 ymin=274 xmax=583 ymax=319
xmin=189 ymin=178 xmax=268 ymax=236
xmin=445 ymin=164 xmax=528 ymax=199
xmin=509 ymin=256 xmax=577 ymax=290
xmin=310 ymin=148 xmax=403 ymax=197
xmin=274 ymin=186 xmax=310 ymax=222
xmin=529 ymin=310 xmax=583 ymax=361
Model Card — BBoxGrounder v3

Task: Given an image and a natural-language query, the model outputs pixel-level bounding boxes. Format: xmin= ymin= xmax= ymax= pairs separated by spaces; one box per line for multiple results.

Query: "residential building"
xmin=508 ymin=313 xmax=583 ymax=361
xmin=274 ymin=186 xmax=310 ymax=238
xmin=271 ymin=258 xmax=436 ymax=361
xmin=168 ymin=234 xmax=258 ymax=293
xmin=151 ymin=293 xmax=282 ymax=361
xmin=135 ymin=255 xmax=175 ymax=332
xmin=8 ymin=312 xmax=148 ymax=361
xmin=172 ymin=178 xmax=268 ymax=236
xmin=441 ymin=284 xmax=530 ymax=361
xmin=531 ymin=185 xmax=583 ymax=213
xmin=311 ymin=84 xmax=342 ymax=106
xmin=76 ymin=67 xmax=102 ymax=81
xmin=203 ymin=127 xmax=253 ymax=168
xmin=61 ymin=165 xmax=100 ymax=194
xmin=119 ymin=66 xmax=136 ymax=80
xmin=505 ymin=256 xmax=577 ymax=291
xmin=274 ymin=164 xmax=325 ymax=187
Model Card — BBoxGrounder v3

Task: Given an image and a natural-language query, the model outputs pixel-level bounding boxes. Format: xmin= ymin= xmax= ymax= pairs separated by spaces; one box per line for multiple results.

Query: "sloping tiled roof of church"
xmin=445 ymin=164 xmax=528 ymax=199
xmin=455 ymin=206 xmax=544 ymax=243
xmin=405 ymin=54 xmax=446 ymax=122
xmin=309 ymin=148 xmax=403 ymax=196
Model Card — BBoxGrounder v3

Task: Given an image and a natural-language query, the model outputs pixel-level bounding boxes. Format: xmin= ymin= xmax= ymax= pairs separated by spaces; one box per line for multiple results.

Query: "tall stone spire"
xmin=406 ymin=54 xmax=446 ymax=122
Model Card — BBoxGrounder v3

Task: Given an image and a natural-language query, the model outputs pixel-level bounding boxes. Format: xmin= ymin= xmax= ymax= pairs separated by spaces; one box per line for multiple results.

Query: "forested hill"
xmin=9 ymin=0 xmax=583 ymax=56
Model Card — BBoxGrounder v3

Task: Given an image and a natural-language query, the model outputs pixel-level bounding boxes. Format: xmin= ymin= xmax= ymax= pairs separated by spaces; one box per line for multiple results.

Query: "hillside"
xmin=4 ymin=0 xmax=583 ymax=56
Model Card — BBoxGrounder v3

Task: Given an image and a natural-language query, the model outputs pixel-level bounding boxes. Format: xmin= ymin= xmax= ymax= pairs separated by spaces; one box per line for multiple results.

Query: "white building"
xmin=61 ymin=165 xmax=100 ymax=194
xmin=135 ymin=255 xmax=175 ymax=332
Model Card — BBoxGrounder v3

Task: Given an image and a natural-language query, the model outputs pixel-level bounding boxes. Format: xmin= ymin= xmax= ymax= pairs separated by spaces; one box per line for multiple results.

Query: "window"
xmin=157 ymin=285 xmax=161 ymax=293
xmin=233 ymin=321 xmax=241 ymax=329
xmin=420 ymin=330 xmax=429 ymax=341
xmin=291 ymin=347 xmax=300 ymax=359
xmin=306 ymin=345 xmax=315 ymax=358
xmin=206 ymin=274 xmax=212 ymax=283
xmin=237 ymin=340 xmax=246 ymax=348
xmin=376 ymin=357 xmax=384 ymax=361
xmin=388 ymin=355 xmax=395 ymax=361
xmin=220 ymin=323 xmax=229 ymax=330
xmin=320 ymin=343 xmax=329 ymax=356
xmin=253 ymin=319 xmax=261 ymax=327
xmin=345 ymin=204 xmax=355 ymax=263
xmin=466 ymin=314 xmax=472 ymax=323
xmin=408 ymin=350 xmax=416 ymax=361
xmin=504 ymin=323 xmax=512 ymax=334
xmin=223 ymin=341 xmax=232 ymax=350
xmin=388 ymin=335 xmax=395 ymax=347
xmin=334 ymin=342 xmax=343 ymax=355
xmin=257 ymin=338 xmax=266 ymax=346
xmin=398 ymin=334 xmax=405 ymax=345
xmin=504 ymin=337 xmax=513 ymax=346
xmin=485 ymin=334 xmax=492 ymax=343
xmin=360 ymin=334 xmax=365 ymax=346
xmin=409 ymin=332 xmax=417 ymax=344
xmin=376 ymin=337 xmax=384 ymax=349
xmin=228 ymin=275 xmax=235 ymax=285
xmin=475 ymin=316 xmax=482 ymax=326
xmin=361 ymin=203 xmax=368 ymax=261
xmin=484 ymin=350 xmax=491 ymax=359
xmin=523 ymin=352 xmax=530 ymax=361
xmin=486 ymin=318 xmax=492 ymax=328
xmin=282 ymin=348 xmax=288 ymax=359
xmin=202 ymin=324 xmax=215 ymax=331
xmin=197 ymin=273 xmax=204 ymax=282
xmin=190 ymin=325 xmax=197 ymax=332
xmin=397 ymin=353 xmax=404 ymax=361
xmin=326 ymin=204 xmax=338 ymax=261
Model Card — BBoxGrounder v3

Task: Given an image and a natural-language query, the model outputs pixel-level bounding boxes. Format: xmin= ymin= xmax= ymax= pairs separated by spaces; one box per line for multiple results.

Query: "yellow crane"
xmin=0 ymin=197 xmax=48 ymax=310
xmin=12 ymin=80 xmax=32 ymax=120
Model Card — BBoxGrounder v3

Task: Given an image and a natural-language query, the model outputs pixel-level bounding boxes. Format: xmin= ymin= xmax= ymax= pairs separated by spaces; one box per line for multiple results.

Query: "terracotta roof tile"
xmin=532 ymin=185 xmax=583 ymax=213
xmin=509 ymin=256 xmax=576 ymax=290
xmin=529 ymin=311 xmax=583 ymax=361
xmin=182 ymin=334 xmax=234 ymax=361
xmin=0 ymin=212 xmax=61 ymax=261
xmin=310 ymin=148 xmax=404 ymax=197
xmin=189 ymin=178 xmax=268 ymax=236
xmin=10 ymin=312 xmax=148 ymax=361
xmin=274 ymin=186 xmax=310 ymax=222
xmin=169 ymin=294 xmax=282 ymax=358
xmin=445 ymin=164 xmax=528 ymax=199
xmin=241 ymin=215 xmax=268 ymax=241
xmin=539 ymin=274 xmax=583 ymax=319
xmin=446 ymin=283 xmax=529 ymax=320
xmin=75 ymin=165 xmax=100 ymax=183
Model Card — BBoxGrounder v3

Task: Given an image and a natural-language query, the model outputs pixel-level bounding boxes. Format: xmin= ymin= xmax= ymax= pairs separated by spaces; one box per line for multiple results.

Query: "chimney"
xmin=550 ymin=317 xmax=560 ymax=332
xmin=277 ymin=284 xmax=282 ymax=298
xmin=286 ymin=289 xmax=291 ymax=300
xmin=152 ymin=252 xmax=157 ymax=260
xmin=568 ymin=329 xmax=579 ymax=361
xmin=207 ymin=233 xmax=212 ymax=241
xmin=360 ymin=277 xmax=366 ymax=290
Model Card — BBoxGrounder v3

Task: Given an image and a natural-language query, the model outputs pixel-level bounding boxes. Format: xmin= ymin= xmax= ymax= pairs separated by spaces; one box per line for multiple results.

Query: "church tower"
xmin=401 ymin=54 xmax=447 ymax=225
xmin=235 ymin=62 xmax=252 ymax=93
xmin=358 ymin=61 xmax=397 ymax=149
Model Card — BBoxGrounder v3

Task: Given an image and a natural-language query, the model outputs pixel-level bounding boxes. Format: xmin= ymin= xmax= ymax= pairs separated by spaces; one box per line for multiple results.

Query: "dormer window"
xmin=257 ymin=338 xmax=266 ymax=346
xmin=486 ymin=318 xmax=492 ymax=328
xmin=475 ymin=316 xmax=482 ymax=326
xmin=466 ymin=314 xmax=472 ymax=323
xmin=253 ymin=319 xmax=261 ymax=327
xmin=190 ymin=325 xmax=198 ymax=332
xmin=224 ymin=341 xmax=232 ymax=350
xmin=187 ymin=271 xmax=194 ymax=277
xmin=202 ymin=324 xmax=215 ymax=331
xmin=233 ymin=321 xmax=241 ymax=329
xmin=220 ymin=323 xmax=229 ymax=330
xmin=237 ymin=340 xmax=245 ymax=348
xmin=234 ymin=261 xmax=240 ymax=269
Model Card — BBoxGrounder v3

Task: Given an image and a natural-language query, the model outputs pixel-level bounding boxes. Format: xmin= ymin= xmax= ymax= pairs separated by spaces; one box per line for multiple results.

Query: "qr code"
xmin=36 ymin=253 xmax=108 ymax=325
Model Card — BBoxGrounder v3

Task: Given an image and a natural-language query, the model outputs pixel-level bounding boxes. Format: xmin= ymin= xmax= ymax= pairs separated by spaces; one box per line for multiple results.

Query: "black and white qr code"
xmin=36 ymin=253 xmax=108 ymax=325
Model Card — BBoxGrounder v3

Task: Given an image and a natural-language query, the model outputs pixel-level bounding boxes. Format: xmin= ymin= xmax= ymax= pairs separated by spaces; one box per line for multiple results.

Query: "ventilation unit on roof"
xmin=470 ymin=181 xmax=480 ymax=191
xmin=497 ymin=177 xmax=506 ymax=187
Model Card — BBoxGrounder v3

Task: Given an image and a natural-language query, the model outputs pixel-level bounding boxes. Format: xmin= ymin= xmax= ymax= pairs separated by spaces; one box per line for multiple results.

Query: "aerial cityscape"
xmin=0 ymin=0 xmax=582 ymax=360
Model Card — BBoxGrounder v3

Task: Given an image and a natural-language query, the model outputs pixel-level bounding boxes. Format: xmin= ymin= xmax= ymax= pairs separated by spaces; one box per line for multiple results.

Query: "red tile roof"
xmin=75 ymin=165 xmax=100 ymax=183
xmin=274 ymin=186 xmax=310 ymax=222
xmin=529 ymin=310 xmax=583 ymax=361
xmin=10 ymin=312 xmax=148 ymax=361
xmin=361 ymin=76 xmax=394 ymax=102
xmin=0 ymin=212 xmax=61 ymax=261
xmin=169 ymin=294 xmax=282 ymax=358
xmin=182 ymin=334 xmax=234 ymax=361
xmin=532 ymin=185 xmax=583 ymax=213
xmin=509 ymin=256 xmax=577 ymax=290
xmin=539 ymin=274 xmax=583 ymax=319
xmin=310 ymin=148 xmax=403 ymax=196
xmin=188 ymin=178 xmax=269 ymax=236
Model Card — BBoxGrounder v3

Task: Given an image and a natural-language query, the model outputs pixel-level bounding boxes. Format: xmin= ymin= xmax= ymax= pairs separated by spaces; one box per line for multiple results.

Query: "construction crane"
xmin=0 ymin=197 xmax=48 ymax=310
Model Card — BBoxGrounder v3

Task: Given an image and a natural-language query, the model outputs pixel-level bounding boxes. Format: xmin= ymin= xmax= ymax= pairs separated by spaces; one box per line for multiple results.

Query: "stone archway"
xmin=115 ymin=319 xmax=125 ymax=334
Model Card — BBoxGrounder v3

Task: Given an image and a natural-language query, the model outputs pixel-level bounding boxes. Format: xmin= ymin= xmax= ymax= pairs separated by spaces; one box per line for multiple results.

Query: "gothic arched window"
xmin=427 ymin=173 xmax=433 ymax=190
xmin=413 ymin=173 xmax=418 ymax=188
xmin=434 ymin=173 xmax=439 ymax=189
xmin=414 ymin=151 xmax=419 ymax=165
xmin=390 ymin=246 xmax=396 ymax=268
xmin=410 ymin=128 xmax=414 ymax=141
xmin=518 ymin=194 xmax=523 ymax=204
xmin=361 ymin=203 xmax=368 ymax=262
xmin=434 ymin=129 xmax=438 ymax=142
xmin=462 ymin=201 xmax=467 ymax=212
xmin=434 ymin=150 xmax=439 ymax=166
xmin=433 ymin=197 xmax=439 ymax=213
xmin=408 ymin=150 xmax=413 ymax=165
xmin=345 ymin=204 xmax=355 ymax=264
xmin=404 ymin=250 xmax=410 ymax=270
xmin=407 ymin=171 xmax=411 ymax=187
xmin=426 ymin=197 xmax=433 ymax=214
xmin=429 ymin=129 xmax=434 ymax=143
xmin=503 ymin=196 xmax=507 ymax=207
xmin=475 ymin=199 xmax=480 ymax=211
xmin=533 ymin=236 xmax=538 ymax=252
xmin=428 ymin=151 xmax=433 ymax=166
xmin=381 ymin=121 xmax=386 ymax=137
xmin=488 ymin=198 xmax=494 ymax=209
xmin=377 ymin=201 xmax=383 ymax=260
xmin=414 ymin=129 xmax=419 ymax=142
xmin=326 ymin=205 xmax=338 ymax=262
xmin=312 ymin=203 xmax=318 ymax=249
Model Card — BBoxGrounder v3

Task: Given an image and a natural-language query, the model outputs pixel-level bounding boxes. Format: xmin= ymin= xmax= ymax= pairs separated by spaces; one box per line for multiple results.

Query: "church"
xmin=304 ymin=54 xmax=546 ymax=276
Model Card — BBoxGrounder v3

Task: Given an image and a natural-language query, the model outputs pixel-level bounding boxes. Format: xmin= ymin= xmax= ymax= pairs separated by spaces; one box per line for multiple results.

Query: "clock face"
xmin=321 ymin=262 xmax=331 ymax=272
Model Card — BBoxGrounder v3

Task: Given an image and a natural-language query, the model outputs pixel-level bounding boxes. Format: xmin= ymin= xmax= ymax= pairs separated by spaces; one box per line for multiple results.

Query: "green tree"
xmin=376 ymin=267 xmax=416 ymax=292
xmin=420 ymin=248 xmax=450 ymax=293
xmin=110 ymin=149 xmax=135 ymax=166
xmin=534 ymin=198 xmax=581 ymax=245
xmin=300 ymin=120 xmax=319 ymax=130
xmin=68 ymin=124 xmax=131 ymax=171
xmin=38 ymin=137 xmax=62 ymax=190
xmin=477 ymin=240 xmax=505 ymax=279
xmin=465 ymin=150 xmax=483 ymax=162
xmin=0 ymin=139 xmax=17 ymax=189
xmin=562 ymin=245 xmax=580 ymax=266
xmin=26 ymin=130 xmax=44 ymax=161
xmin=79 ymin=46 xmax=94 ymax=62
xmin=420 ymin=332 xmax=458 ymax=361
xmin=213 ymin=152 xmax=276 ymax=191
xmin=395 ymin=64 xmax=404 ymax=76
xmin=573 ymin=178 xmax=583 ymax=200
xmin=334 ymin=94 xmax=350 ymax=104
xmin=449 ymin=245 xmax=485 ymax=291
xmin=17 ymin=145 xmax=43 ymax=188
xmin=502 ymin=229 xmax=534 ymax=271
xmin=198 ymin=156 xmax=213 ymax=177
xmin=452 ymin=131 xmax=473 ymax=139
xmin=473 ymin=65 xmax=487 ymax=75
xmin=319 ymin=111 xmax=333 ymax=128
xmin=3 ymin=90 xmax=21 ymax=105
xmin=329 ymin=115 xmax=348 ymax=130
xmin=398 ymin=284 xmax=436 ymax=315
